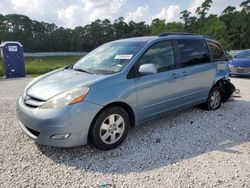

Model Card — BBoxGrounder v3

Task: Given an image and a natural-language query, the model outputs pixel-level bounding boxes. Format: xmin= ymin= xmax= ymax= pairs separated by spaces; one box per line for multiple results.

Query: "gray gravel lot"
xmin=0 ymin=77 xmax=250 ymax=188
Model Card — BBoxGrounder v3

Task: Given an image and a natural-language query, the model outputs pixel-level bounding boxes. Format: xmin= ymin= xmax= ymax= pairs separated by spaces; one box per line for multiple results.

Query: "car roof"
xmin=114 ymin=36 xmax=157 ymax=43
xmin=114 ymin=33 xmax=216 ymax=43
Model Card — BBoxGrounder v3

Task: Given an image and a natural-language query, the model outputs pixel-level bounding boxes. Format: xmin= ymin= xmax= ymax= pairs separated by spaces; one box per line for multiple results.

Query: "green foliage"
xmin=196 ymin=0 xmax=213 ymax=20
xmin=199 ymin=17 xmax=230 ymax=50
xmin=0 ymin=56 xmax=81 ymax=77
xmin=0 ymin=0 xmax=249 ymax=53
xmin=150 ymin=19 xmax=168 ymax=35
xmin=240 ymin=0 xmax=250 ymax=12
xmin=165 ymin=22 xmax=184 ymax=32
xmin=220 ymin=1 xmax=250 ymax=49
xmin=150 ymin=19 xmax=184 ymax=35
xmin=181 ymin=0 xmax=250 ymax=50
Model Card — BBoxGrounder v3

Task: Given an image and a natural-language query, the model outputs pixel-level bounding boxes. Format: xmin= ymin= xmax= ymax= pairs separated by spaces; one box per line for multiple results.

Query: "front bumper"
xmin=16 ymin=97 xmax=102 ymax=147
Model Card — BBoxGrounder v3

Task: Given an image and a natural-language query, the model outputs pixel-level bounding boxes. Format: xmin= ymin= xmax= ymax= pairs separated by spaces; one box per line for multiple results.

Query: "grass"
xmin=0 ymin=56 xmax=82 ymax=77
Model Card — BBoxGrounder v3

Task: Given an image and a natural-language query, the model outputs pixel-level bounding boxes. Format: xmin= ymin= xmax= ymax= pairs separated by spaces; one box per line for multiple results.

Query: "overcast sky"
xmin=0 ymin=0 xmax=243 ymax=28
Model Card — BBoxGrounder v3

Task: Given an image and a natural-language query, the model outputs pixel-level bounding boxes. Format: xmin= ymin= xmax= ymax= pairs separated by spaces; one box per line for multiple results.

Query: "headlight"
xmin=229 ymin=64 xmax=234 ymax=68
xmin=40 ymin=87 xmax=89 ymax=109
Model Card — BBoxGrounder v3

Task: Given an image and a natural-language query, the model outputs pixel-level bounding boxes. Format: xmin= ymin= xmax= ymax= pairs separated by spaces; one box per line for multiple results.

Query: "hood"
xmin=230 ymin=58 xmax=250 ymax=67
xmin=26 ymin=68 xmax=106 ymax=101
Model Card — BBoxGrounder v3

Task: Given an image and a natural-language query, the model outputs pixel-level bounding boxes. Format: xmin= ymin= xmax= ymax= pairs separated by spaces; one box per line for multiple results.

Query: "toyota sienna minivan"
xmin=16 ymin=33 xmax=235 ymax=150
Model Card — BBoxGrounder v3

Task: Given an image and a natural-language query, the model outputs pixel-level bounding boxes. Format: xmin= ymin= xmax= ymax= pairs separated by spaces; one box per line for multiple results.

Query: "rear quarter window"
xmin=177 ymin=39 xmax=210 ymax=67
xmin=206 ymin=41 xmax=227 ymax=61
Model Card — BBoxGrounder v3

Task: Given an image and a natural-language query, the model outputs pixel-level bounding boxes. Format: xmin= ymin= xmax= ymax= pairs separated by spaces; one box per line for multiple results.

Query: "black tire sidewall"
xmin=89 ymin=106 xmax=130 ymax=150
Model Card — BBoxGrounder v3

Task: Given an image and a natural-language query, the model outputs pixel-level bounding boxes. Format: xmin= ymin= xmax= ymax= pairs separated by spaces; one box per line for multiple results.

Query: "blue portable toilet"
xmin=0 ymin=41 xmax=26 ymax=78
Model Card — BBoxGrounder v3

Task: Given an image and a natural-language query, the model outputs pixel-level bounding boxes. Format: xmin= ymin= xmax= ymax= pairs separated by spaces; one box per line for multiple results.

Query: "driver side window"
xmin=137 ymin=41 xmax=175 ymax=73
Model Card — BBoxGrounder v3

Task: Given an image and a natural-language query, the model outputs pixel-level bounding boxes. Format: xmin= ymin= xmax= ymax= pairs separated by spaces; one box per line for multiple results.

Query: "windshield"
xmin=235 ymin=50 xmax=250 ymax=59
xmin=73 ymin=41 xmax=146 ymax=75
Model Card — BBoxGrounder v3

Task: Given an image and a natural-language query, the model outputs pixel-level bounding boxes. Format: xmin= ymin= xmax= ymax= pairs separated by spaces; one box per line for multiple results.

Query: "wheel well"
xmin=213 ymin=79 xmax=224 ymax=88
xmin=213 ymin=78 xmax=235 ymax=102
xmin=90 ymin=102 xmax=136 ymax=130
xmin=214 ymin=78 xmax=230 ymax=93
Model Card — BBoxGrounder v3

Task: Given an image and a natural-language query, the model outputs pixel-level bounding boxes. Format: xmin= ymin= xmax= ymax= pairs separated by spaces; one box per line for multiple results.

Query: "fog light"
xmin=50 ymin=133 xmax=71 ymax=140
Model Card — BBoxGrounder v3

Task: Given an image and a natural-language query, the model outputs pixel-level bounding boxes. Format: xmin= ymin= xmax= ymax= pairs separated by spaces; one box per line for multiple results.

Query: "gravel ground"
xmin=0 ymin=77 xmax=250 ymax=188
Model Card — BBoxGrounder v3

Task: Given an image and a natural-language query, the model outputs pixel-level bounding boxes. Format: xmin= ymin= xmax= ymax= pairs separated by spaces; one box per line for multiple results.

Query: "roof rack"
xmin=159 ymin=32 xmax=216 ymax=40
xmin=159 ymin=32 xmax=197 ymax=37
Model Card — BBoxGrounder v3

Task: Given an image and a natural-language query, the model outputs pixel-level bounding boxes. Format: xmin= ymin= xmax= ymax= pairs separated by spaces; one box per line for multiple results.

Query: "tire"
xmin=202 ymin=86 xmax=222 ymax=111
xmin=89 ymin=106 xmax=130 ymax=150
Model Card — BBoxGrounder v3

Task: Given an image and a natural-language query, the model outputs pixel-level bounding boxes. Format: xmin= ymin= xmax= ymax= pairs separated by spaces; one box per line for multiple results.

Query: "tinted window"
xmin=138 ymin=41 xmax=174 ymax=73
xmin=206 ymin=41 xmax=227 ymax=61
xmin=177 ymin=39 xmax=210 ymax=67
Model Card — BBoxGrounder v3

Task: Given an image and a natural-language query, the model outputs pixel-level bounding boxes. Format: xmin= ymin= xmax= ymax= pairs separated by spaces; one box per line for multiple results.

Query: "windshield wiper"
xmin=65 ymin=65 xmax=73 ymax=69
xmin=73 ymin=68 xmax=93 ymax=74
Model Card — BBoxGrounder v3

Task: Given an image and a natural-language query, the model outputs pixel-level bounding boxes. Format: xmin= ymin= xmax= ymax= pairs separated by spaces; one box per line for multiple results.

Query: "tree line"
xmin=0 ymin=0 xmax=249 ymax=52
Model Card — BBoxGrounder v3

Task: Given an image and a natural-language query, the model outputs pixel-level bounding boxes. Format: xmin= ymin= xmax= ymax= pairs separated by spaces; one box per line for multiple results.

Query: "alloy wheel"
xmin=210 ymin=90 xmax=221 ymax=109
xmin=99 ymin=114 xmax=125 ymax=144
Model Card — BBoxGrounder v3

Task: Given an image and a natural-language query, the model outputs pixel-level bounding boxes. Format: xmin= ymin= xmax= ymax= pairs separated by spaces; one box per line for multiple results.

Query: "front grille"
xmin=231 ymin=67 xmax=250 ymax=74
xmin=23 ymin=95 xmax=45 ymax=108
xmin=25 ymin=126 xmax=40 ymax=137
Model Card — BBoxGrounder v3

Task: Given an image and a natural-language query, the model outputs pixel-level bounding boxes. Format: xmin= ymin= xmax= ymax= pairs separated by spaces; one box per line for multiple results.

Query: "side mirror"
xmin=138 ymin=64 xmax=157 ymax=76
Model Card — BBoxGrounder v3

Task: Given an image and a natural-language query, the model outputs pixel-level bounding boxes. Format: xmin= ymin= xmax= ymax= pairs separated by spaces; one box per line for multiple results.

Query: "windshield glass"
xmin=73 ymin=41 xmax=146 ymax=75
xmin=235 ymin=50 xmax=250 ymax=59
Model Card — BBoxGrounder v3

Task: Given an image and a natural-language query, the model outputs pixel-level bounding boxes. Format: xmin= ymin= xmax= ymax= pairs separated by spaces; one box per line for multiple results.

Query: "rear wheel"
xmin=203 ymin=86 xmax=222 ymax=111
xmin=89 ymin=106 xmax=130 ymax=150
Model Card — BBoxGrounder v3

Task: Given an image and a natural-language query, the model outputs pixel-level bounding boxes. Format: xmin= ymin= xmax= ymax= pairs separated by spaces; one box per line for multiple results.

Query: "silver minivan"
xmin=16 ymin=33 xmax=235 ymax=150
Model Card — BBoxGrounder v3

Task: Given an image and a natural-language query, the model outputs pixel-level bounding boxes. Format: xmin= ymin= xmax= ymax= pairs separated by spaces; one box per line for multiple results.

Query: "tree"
xmin=128 ymin=21 xmax=150 ymax=37
xmin=150 ymin=19 xmax=168 ymax=35
xmin=180 ymin=10 xmax=199 ymax=33
xmin=165 ymin=22 xmax=184 ymax=32
xmin=113 ymin=17 xmax=129 ymax=39
xmin=195 ymin=0 xmax=213 ymax=20
xmin=199 ymin=17 xmax=229 ymax=49
xmin=1 ymin=0 xmax=250 ymax=53
xmin=180 ymin=10 xmax=191 ymax=30
xmin=220 ymin=3 xmax=250 ymax=50
xmin=220 ymin=6 xmax=237 ymax=50
xmin=222 ymin=6 xmax=236 ymax=15
xmin=240 ymin=0 xmax=250 ymax=13
xmin=229 ymin=12 xmax=249 ymax=49
xmin=47 ymin=27 xmax=73 ymax=52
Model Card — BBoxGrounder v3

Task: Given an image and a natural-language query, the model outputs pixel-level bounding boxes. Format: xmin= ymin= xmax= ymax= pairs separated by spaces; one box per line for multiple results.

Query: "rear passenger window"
xmin=206 ymin=41 xmax=227 ymax=61
xmin=138 ymin=41 xmax=174 ymax=73
xmin=177 ymin=39 xmax=210 ymax=67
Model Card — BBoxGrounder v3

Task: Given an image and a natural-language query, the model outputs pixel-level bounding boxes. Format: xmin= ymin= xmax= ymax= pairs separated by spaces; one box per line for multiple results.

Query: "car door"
xmin=174 ymin=38 xmax=216 ymax=103
xmin=135 ymin=41 xmax=191 ymax=121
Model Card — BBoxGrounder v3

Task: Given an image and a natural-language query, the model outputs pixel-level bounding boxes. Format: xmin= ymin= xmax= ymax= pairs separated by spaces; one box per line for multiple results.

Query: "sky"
xmin=0 ymin=0 xmax=243 ymax=28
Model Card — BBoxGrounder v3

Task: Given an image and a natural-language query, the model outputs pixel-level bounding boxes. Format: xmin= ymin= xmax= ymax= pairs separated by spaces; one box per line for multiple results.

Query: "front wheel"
xmin=89 ymin=106 xmax=130 ymax=150
xmin=203 ymin=86 xmax=222 ymax=111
